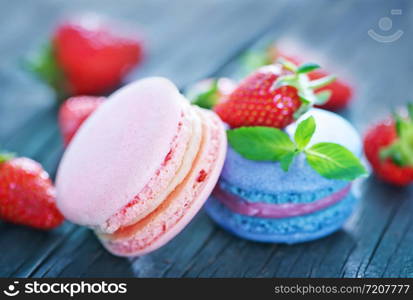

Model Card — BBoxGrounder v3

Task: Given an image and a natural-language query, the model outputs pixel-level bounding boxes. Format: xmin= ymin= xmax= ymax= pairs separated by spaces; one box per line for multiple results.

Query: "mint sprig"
xmin=227 ymin=116 xmax=368 ymax=181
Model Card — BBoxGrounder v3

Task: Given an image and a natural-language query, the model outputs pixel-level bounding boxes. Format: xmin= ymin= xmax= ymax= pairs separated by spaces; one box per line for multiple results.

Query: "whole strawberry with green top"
xmin=29 ymin=14 xmax=144 ymax=97
xmin=214 ymin=60 xmax=335 ymax=129
xmin=364 ymin=103 xmax=413 ymax=186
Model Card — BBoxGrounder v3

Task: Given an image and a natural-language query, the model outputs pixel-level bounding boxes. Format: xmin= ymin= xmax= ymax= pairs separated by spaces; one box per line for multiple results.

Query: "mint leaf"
xmin=294 ymin=116 xmax=316 ymax=150
xmin=305 ymin=142 xmax=367 ymax=180
xmin=227 ymin=127 xmax=296 ymax=161
xmin=297 ymin=62 xmax=320 ymax=74
xmin=280 ymin=151 xmax=298 ymax=171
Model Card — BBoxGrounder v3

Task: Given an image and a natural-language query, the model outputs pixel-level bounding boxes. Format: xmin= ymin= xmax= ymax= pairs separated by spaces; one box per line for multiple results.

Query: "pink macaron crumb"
xmin=99 ymin=108 xmax=226 ymax=256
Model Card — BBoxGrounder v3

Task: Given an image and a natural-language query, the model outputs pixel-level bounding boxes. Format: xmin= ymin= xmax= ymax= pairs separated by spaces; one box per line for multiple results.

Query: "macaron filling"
xmin=213 ymin=183 xmax=351 ymax=218
xmin=100 ymin=103 xmax=203 ymax=234
xmin=218 ymin=176 xmax=348 ymax=204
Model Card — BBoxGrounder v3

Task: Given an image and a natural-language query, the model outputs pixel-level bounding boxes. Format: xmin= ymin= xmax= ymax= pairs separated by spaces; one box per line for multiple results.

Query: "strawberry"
xmin=185 ymin=77 xmax=236 ymax=109
xmin=363 ymin=104 xmax=413 ymax=186
xmin=242 ymin=44 xmax=353 ymax=111
xmin=214 ymin=61 xmax=335 ymax=129
xmin=0 ymin=154 xmax=64 ymax=229
xmin=30 ymin=14 xmax=144 ymax=97
xmin=59 ymin=96 xmax=105 ymax=146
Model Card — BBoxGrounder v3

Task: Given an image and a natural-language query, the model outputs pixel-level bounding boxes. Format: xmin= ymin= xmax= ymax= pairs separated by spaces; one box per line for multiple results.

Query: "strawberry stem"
xmin=308 ymin=75 xmax=336 ymax=89
xmin=277 ymin=57 xmax=297 ymax=72
xmin=297 ymin=62 xmax=320 ymax=74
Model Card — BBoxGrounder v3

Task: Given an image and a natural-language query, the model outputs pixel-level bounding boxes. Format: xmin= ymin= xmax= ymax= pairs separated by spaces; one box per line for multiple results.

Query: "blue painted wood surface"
xmin=0 ymin=0 xmax=412 ymax=277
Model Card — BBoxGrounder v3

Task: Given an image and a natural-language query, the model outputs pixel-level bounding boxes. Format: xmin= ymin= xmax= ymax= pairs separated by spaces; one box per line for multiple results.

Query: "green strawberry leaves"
xmin=228 ymin=116 xmax=368 ymax=180
xmin=227 ymin=127 xmax=295 ymax=161
xmin=272 ymin=59 xmax=335 ymax=121
xmin=315 ymin=90 xmax=332 ymax=106
xmin=26 ymin=43 xmax=68 ymax=101
xmin=297 ymin=62 xmax=320 ymax=74
xmin=240 ymin=50 xmax=272 ymax=76
xmin=187 ymin=80 xmax=219 ymax=109
xmin=0 ymin=152 xmax=15 ymax=163
xmin=381 ymin=103 xmax=413 ymax=167
xmin=408 ymin=103 xmax=413 ymax=121
xmin=308 ymin=75 xmax=336 ymax=90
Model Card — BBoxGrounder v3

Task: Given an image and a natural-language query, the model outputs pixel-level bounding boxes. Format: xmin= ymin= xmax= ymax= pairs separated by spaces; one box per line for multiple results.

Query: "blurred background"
xmin=1 ymin=0 xmax=411 ymax=140
xmin=0 ymin=0 xmax=413 ymax=278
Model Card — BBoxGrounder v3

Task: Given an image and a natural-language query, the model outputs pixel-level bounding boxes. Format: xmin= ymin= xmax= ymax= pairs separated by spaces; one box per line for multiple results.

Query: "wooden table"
xmin=1 ymin=0 xmax=412 ymax=278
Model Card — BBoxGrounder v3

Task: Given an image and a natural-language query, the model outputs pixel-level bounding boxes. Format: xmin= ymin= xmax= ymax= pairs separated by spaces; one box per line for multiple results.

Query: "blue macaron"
xmin=205 ymin=109 xmax=362 ymax=244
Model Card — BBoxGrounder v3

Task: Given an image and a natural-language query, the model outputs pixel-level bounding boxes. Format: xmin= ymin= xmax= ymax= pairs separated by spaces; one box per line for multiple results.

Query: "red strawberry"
xmin=185 ymin=77 xmax=236 ymax=109
xmin=244 ymin=44 xmax=353 ymax=111
xmin=30 ymin=14 xmax=144 ymax=97
xmin=364 ymin=105 xmax=413 ymax=186
xmin=214 ymin=62 xmax=334 ymax=129
xmin=59 ymin=96 xmax=105 ymax=146
xmin=0 ymin=154 xmax=64 ymax=229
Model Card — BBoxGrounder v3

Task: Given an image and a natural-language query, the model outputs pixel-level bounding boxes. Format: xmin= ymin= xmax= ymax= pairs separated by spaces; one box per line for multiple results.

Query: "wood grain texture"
xmin=0 ymin=0 xmax=412 ymax=278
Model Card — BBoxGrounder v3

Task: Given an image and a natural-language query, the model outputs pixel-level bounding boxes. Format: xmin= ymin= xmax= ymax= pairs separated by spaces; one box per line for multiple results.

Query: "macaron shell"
xmin=102 ymin=103 xmax=203 ymax=234
xmin=99 ymin=108 xmax=227 ymax=256
xmin=56 ymin=77 xmax=184 ymax=227
xmin=205 ymin=108 xmax=362 ymax=244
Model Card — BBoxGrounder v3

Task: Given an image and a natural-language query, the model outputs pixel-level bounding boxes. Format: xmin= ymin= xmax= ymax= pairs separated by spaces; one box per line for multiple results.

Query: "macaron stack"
xmin=56 ymin=77 xmax=227 ymax=256
xmin=205 ymin=109 xmax=363 ymax=243
xmin=204 ymin=59 xmax=366 ymax=244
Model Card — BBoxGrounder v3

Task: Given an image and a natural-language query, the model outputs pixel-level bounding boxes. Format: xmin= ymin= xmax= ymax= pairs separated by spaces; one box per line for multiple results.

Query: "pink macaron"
xmin=56 ymin=77 xmax=227 ymax=257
